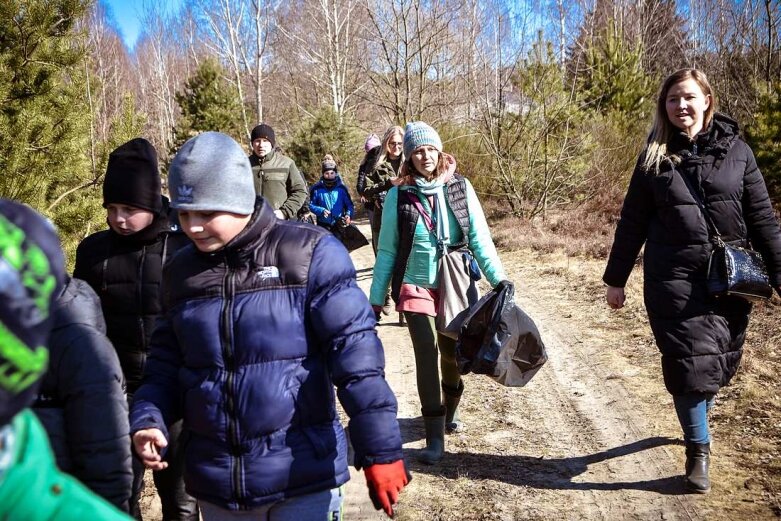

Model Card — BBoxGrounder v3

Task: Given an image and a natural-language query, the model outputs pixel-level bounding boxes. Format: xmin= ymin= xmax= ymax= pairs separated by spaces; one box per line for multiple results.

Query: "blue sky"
xmin=101 ymin=0 xmax=184 ymax=50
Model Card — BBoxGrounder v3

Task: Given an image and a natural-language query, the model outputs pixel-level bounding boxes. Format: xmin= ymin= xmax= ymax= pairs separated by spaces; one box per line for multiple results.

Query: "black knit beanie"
xmin=103 ymin=138 xmax=163 ymax=215
xmin=250 ymin=124 xmax=276 ymax=149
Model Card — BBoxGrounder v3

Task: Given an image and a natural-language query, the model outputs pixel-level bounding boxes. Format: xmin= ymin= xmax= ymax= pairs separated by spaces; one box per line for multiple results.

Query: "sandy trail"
xmin=142 ymin=219 xmax=736 ymax=520
xmin=343 ymin=220 xmax=710 ymax=521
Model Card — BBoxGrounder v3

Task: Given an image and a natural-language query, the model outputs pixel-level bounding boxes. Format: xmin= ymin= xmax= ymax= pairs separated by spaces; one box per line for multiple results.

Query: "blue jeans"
xmin=199 ymin=487 xmax=344 ymax=521
xmin=673 ymin=393 xmax=715 ymax=444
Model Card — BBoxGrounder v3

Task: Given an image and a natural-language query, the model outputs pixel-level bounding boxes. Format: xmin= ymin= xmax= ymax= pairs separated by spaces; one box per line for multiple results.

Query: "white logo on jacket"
xmin=256 ymin=266 xmax=280 ymax=279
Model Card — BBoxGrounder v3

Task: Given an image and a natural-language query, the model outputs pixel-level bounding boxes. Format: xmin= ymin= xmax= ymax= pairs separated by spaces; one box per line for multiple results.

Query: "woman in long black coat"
xmin=603 ymin=68 xmax=781 ymax=494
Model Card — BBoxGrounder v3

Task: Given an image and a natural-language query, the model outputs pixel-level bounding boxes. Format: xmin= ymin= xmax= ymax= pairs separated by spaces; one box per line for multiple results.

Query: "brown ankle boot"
xmin=685 ymin=442 xmax=711 ymax=493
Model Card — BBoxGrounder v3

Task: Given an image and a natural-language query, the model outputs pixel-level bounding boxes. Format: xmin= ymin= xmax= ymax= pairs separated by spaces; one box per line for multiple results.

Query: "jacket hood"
xmin=53 ymin=277 xmax=107 ymax=334
xmin=669 ymin=112 xmax=739 ymax=160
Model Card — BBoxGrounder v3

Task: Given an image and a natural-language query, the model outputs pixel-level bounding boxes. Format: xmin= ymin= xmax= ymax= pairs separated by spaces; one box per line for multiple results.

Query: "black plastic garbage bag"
xmin=332 ymin=222 xmax=369 ymax=252
xmin=456 ymin=280 xmax=547 ymax=387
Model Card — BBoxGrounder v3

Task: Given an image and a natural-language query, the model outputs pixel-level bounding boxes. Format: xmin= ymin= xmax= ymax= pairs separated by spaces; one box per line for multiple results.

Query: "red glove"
xmin=364 ymin=460 xmax=411 ymax=518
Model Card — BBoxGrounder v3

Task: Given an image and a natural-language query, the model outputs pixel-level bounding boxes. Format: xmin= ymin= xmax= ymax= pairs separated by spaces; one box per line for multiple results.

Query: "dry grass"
xmin=486 ymin=201 xmax=781 ymax=515
xmin=713 ymin=298 xmax=781 ymax=515
xmin=484 ymin=192 xmax=623 ymax=259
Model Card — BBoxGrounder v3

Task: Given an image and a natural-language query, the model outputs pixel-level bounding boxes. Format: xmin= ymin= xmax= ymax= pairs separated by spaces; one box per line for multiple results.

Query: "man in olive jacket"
xmin=248 ymin=123 xmax=308 ymax=219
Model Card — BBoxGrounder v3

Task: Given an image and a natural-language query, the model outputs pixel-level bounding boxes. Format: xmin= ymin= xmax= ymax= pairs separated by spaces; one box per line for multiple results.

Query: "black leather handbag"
xmin=677 ymin=169 xmax=772 ymax=301
xmin=706 ymin=237 xmax=772 ymax=300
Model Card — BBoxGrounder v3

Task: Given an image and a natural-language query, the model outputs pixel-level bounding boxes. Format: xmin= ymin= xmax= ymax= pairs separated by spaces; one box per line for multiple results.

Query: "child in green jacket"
xmin=0 ymin=199 xmax=131 ymax=520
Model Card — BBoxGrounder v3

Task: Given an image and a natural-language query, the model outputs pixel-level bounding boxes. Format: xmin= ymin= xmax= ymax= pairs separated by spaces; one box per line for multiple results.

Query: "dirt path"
xmin=143 ymin=219 xmax=774 ymax=520
xmin=344 ymin=220 xmax=770 ymax=521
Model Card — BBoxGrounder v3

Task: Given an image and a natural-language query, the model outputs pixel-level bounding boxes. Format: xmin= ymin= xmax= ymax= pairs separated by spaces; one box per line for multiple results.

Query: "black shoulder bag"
xmin=676 ymin=168 xmax=772 ymax=301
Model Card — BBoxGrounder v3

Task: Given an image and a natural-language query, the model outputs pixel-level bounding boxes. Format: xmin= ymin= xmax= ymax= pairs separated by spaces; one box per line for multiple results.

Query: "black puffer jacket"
xmin=604 ymin=114 xmax=781 ymax=395
xmin=73 ymin=210 xmax=189 ymax=395
xmin=32 ymin=277 xmax=132 ymax=511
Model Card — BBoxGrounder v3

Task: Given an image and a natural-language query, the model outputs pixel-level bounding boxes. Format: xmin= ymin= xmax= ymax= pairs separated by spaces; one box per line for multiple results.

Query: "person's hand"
xmin=364 ymin=460 xmax=411 ymax=518
xmin=372 ymin=305 xmax=383 ymax=322
xmin=606 ymin=286 xmax=626 ymax=309
xmin=360 ymin=195 xmax=368 ymax=203
xmin=133 ymin=428 xmax=169 ymax=471
xmin=344 ymin=215 xmax=351 ymax=225
xmin=389 ymin=176 xmax=404 ymax=187
xmin=323 ymin=209 xmax=331 ymax=218
xmin=274 ymin=209 xmax=285 ymax=219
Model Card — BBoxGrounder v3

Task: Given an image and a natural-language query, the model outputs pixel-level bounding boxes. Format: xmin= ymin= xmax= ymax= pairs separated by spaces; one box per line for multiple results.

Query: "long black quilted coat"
xmin=603 ymin=114 xmax=781 ymax=395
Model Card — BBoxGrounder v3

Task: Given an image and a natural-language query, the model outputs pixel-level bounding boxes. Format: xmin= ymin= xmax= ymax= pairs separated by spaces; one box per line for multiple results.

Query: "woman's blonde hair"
xmin=373 ymin=125 xmax=404 ymax=170
xmin=643 ymin=68 xmax=716 ymax=174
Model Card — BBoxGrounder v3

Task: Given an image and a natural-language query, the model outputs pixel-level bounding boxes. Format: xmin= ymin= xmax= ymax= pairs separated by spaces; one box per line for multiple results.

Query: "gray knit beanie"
xmin=169 ymin=132 xmax=256 ymax=215
xmin=403 ymin=121 xmax=442 ymax=159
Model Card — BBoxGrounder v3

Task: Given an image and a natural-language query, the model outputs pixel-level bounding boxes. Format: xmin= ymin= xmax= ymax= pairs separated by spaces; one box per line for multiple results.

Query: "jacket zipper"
xmin=137 ymin=246 xmax=147 ymax=349
xmin=220 ymin=265 xmax=244 ymax=504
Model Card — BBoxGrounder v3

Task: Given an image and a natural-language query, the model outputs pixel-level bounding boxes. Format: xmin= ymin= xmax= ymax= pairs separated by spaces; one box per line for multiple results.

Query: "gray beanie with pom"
xmin=169 ymin=132 xmax=256 ymax=215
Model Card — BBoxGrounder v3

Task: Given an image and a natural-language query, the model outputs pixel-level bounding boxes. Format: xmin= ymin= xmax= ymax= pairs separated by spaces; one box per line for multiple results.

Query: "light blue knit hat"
xmin=169 ymin=132 xmax=256 ymax=215
xmin=403 ymin=121 xmax=442 ymax=159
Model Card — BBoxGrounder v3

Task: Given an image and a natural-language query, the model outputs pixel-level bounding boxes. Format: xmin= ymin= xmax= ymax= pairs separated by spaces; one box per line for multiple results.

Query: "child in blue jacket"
xmin=309 ymin=155 xmax=354 ymax=229
xmin=130 ymin=132 xmax=409 ymax=520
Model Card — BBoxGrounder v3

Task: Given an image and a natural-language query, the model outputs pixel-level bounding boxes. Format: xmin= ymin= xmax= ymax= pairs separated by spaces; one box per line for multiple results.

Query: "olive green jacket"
xmin=363 ymin=158 xmax=401 ymax=207
xmin=249 ymin=151 xmax=308 ymax=219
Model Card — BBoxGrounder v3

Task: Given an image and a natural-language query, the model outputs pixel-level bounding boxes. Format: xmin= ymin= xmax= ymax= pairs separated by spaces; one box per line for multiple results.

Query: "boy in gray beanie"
xmin=131 ymin=132 xmax=409 ymax=520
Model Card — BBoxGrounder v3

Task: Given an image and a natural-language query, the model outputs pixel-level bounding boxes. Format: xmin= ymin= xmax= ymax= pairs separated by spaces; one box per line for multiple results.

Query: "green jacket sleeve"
xmin=280 ymin=162 xmax=308 ymax=219
xmin=0 ymin=410 xmax=132 ymax=520
xmin=369 ymin=187 xmax=400 ymax=305
xmin=465 ymin=179 xmax=506 ymax=287
xmin=363 ymin=162 xmax=395 ymax=199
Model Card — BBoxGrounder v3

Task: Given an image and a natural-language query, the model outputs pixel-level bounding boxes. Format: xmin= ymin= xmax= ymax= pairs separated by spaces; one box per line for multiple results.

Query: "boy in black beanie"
xmin=74 ymin=138 xmax=197 ymax=520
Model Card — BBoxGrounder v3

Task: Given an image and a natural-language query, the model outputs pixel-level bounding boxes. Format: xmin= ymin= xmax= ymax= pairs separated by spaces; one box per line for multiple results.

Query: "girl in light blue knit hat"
xmin=368 ymin=121 xmax=507 ymax=465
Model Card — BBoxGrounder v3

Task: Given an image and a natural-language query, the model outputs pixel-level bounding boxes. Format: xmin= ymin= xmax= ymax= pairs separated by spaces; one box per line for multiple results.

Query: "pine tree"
xmin=746 ymin=83 xmax=781 ymax=202
xmin=171 ymin=58 xmax=245 ymax=152
xmin=576 ymin=22 xmax=653 ymax=118
xmin=285 ymin=107 xmax=361 ymax=186
xmin=0 ymin=0 xmax=92 ymax=209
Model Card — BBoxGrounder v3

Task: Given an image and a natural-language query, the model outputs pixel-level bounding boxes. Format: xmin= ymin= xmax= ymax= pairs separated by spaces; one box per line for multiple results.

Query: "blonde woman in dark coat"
xmin=604 ymin=68 xmax=781 ymax=494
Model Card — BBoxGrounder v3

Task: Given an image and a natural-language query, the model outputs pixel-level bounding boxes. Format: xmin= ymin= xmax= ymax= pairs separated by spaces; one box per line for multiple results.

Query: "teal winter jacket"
xmin=369 ymin=172 xmax=505 ymax=306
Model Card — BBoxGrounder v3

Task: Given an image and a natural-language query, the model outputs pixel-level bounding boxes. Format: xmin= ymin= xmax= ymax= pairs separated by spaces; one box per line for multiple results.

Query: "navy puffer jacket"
xmin=130 ymin=198 xmax=402 ymax=511
xmin=33 ymin=277 xmax=132 ymax=511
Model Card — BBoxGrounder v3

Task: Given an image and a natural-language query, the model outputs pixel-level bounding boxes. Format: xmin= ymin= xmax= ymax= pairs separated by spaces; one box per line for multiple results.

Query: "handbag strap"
xmin=673 ymin=167 xmax=724 ymax=243
xmin=403 ymin=189 xmax=467 ymax=255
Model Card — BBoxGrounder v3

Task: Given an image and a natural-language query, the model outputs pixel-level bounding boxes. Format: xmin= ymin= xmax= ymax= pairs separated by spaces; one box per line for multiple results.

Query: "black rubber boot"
xmin=442 ymin=381 xmax=464 ymax=434
xmin=418 ymin=412 xmax=446 ymax=465
xmin=685 ymin=442 xmax=711 ymax=493
xmin=382 ymin=293 xmax=393 ymax=316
